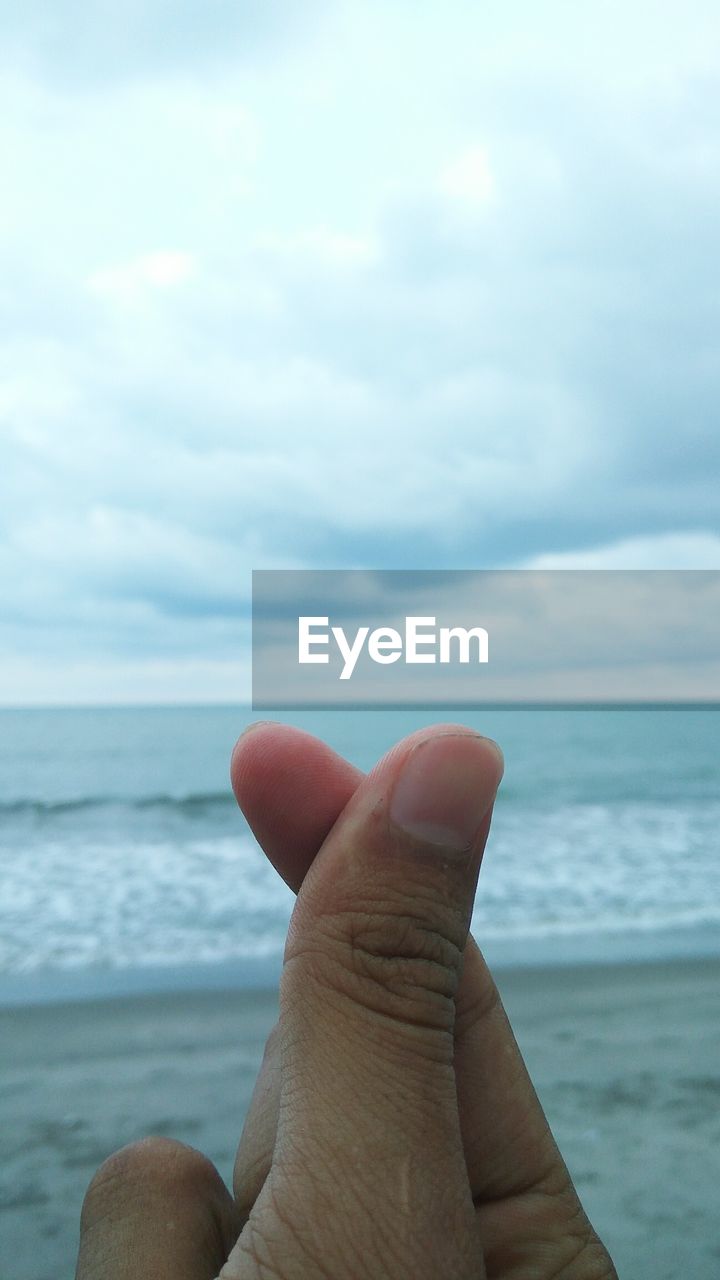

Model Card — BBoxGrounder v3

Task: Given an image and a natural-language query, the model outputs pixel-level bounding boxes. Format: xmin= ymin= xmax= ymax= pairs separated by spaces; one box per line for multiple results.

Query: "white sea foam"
xmin=2 ymin=800 xmax=719 ymax=974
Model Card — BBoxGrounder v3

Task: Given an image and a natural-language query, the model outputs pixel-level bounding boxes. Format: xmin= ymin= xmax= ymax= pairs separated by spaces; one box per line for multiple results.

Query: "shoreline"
xmin=2 ymin=919 xmax=720 ymax=1009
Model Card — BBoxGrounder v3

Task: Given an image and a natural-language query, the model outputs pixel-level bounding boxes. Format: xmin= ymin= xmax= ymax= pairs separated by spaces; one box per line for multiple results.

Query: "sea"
xmin=1 ymin=705 xmax=718 ymax=1004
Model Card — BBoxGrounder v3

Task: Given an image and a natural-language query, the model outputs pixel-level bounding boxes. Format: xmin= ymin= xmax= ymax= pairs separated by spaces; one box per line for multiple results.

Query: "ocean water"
xmin=0 ymin=706 xmax=719 ymax=993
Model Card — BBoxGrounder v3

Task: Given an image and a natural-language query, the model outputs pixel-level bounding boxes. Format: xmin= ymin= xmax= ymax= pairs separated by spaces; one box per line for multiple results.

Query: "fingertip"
xmin=230 ymin=719 xmax=283 ymax=781
xmin=229 ymin=721 xmax=363 ymax=892
xmin=388 ymin=731 xmax=504 ymax=853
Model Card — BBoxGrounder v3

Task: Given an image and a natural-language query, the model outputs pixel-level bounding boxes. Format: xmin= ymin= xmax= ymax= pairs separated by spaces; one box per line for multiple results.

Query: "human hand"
xmin=76 ymin=723 xmax=617 ymax=1279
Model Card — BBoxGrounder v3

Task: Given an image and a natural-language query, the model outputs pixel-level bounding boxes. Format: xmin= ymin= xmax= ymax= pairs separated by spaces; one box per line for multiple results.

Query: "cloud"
xmin=0 ymin=0 xmax=329 ymax=86
xmin=525 ymin=533 xmax=720 ymax=571
xmin=1 ymin=0 xmax=719 ymax=701
xmin=88 ymin=252 xmax=196 ymax=301
xmin=439 ymin=146 xmax=497 ymax=210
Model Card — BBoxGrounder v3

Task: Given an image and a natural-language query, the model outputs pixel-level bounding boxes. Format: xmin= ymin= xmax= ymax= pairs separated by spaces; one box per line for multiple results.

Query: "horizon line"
xmin=2 ymin=700 xmax=720 ymax=713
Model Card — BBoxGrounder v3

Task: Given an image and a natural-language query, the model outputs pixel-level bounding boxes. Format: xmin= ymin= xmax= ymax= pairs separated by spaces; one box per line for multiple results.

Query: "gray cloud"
xmin=1 ymin=1 xmax=720 ymax=701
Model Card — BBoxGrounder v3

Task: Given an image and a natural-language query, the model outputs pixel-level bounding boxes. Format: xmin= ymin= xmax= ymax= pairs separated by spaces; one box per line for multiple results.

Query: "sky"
xmin=1 ymin=0 xmax=719 ymax=704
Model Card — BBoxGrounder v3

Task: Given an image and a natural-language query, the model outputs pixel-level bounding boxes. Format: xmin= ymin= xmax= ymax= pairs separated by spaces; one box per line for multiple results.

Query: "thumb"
xmin=259 ymin=727 xmax=502 ymax=1270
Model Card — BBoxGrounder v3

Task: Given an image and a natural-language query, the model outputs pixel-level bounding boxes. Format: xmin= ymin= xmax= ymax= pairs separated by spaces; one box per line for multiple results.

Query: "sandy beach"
xmin=2 ymin=956 xmax=719 ymax=1280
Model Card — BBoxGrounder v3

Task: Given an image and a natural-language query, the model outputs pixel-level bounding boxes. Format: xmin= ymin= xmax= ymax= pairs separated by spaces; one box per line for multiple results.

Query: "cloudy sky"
xmin=2 ymin=0 xmax=719 ymax=704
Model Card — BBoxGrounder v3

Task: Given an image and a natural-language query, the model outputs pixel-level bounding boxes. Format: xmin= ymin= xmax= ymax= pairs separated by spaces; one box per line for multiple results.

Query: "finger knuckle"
xmin=80 ymin=1136 xmax=221 ymax=1228
xmin=288 ymin=894 xmax=464 ymax=1035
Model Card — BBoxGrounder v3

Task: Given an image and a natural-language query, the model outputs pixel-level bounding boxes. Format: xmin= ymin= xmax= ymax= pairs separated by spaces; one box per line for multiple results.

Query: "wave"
xmin=3 ymin=784 xmax=717 ymax=820
xmin=0 ymin=791 xmax=237 ymax=818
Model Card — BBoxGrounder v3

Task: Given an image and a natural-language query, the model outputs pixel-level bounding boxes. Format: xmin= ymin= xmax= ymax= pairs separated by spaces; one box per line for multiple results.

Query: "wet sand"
xmin=1 ymin=957 xmax=719 ymax=1279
